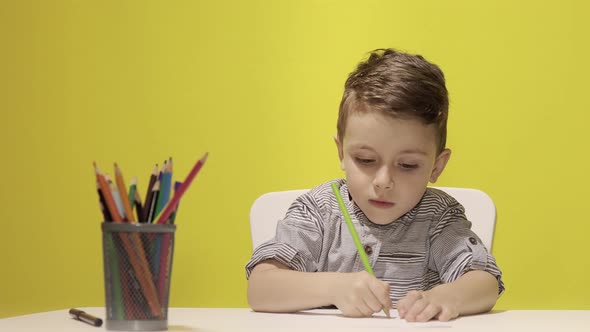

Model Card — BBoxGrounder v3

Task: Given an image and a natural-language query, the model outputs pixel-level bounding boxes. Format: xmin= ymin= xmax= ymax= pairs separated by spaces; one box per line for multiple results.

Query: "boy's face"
xmin=336 ymin=111 xmax=451 ymax=225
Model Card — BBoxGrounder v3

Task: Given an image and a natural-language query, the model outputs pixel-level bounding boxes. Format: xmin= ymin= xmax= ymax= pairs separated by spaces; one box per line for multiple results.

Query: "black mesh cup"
xmin=102 ymin=222 xmax=176 ymax=331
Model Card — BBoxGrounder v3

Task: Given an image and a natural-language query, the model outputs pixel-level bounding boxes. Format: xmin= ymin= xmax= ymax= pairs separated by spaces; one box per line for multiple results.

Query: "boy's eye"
xmin=399 ymin=163 xmax=418 ymax=170
xmin=355 ymin=158 xmax=375 ymax=165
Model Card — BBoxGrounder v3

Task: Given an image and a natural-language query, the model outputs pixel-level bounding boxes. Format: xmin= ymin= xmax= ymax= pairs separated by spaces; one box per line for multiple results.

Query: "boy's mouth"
xmin=368 ymin=199 xmax=395 ymax=209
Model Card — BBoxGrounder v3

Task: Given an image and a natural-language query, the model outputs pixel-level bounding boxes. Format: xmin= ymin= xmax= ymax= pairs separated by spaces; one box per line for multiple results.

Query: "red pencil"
xmin=155 ymin=152 xmax=208 ymax=224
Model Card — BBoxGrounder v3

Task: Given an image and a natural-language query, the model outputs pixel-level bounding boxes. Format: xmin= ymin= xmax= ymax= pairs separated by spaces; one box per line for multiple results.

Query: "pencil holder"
xmin=101 ymin=222 xmax=176 ymax=331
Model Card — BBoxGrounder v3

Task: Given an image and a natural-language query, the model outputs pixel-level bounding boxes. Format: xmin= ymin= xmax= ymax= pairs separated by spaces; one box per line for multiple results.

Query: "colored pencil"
xmin=115 ymin=163 xmax=135 ymax=222
xmin=94 ymin=163 xmax=123 ymax=222
xmin=109 ymin=238 xmax=126 ymax=320
xmin=108 ymin=236 xmax=133 ymax=320
xmin=146 ymin=180 xmax=160 ymax=223
xmin=142 ymin=165 xmax=158 ymax=222
xmin=106 ymin=175 xmax=125 ymax=220
xmin=95 ymin=164 xmax=134 ymax=318
xmin=155 ymin=160 xmax=172 ymax=217
xmin=331 ymin=182 xmax=390 ymax=318
xmin=169 ymin=181 xmax=182 ymax=224
xmin=98 ymin=181 xmax=124 ymax=319
xmin=125 ymin=261 xmax=150 ymax=319
xmin=152 ymin=158 xmax=173 ymax=287
xmin=157 ymin=182 xmax=180 ymax=304
xmin=114 ymin=163 xmax=156 ymax=319
xmin=95 ymin=156 xmax=206 ymax=318
xmin=157 ymin=232 xmax=171 ymax=305
xmin=95 ymin=162 xmax=162 ymax=318
xmin=128 ymin=177 xmax=137 ymax=210
xmin=155 ymin=152 xmax=208 ymax=224
xmin=134 ymin=189 xmax=145 ymax=224
xmin=97 ymin=182 xmax=112 ymax=221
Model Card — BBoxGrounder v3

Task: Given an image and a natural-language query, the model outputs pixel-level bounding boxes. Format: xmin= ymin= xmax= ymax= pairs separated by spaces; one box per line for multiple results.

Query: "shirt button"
xmin=364 ymin=245 xmax=373 ymax=255
xmin=469 ymin=237 xmax=478 ymax=245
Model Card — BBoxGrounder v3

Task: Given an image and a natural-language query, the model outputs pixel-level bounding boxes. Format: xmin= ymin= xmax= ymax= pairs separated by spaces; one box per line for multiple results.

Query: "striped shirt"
xmin=246 ymin=179 xmax=504 ymax=305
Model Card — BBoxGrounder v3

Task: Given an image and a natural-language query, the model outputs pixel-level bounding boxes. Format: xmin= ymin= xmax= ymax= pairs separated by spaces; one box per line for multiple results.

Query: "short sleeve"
xmin=245 ymin=194 xmax=324 ymax=279
xmin=428 ymin=204 xmax=505 ymax=295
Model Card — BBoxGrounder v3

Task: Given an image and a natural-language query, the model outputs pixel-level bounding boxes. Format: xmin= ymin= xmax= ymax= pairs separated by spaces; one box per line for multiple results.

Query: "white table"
xmin=1 ymin=307 xmax=589 ymax=331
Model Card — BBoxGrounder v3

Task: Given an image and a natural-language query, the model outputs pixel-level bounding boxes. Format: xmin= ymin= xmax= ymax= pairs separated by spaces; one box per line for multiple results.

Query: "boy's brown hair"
xmin=337 ymin=49 xmax=449 ymax=154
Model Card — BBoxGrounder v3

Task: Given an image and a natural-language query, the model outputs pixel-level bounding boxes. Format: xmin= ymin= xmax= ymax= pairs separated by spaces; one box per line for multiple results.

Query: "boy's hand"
xmin=331 ymin=271 xmax=391 ymax=317
xmin=397 ymin=290 xmax=459 ymax=322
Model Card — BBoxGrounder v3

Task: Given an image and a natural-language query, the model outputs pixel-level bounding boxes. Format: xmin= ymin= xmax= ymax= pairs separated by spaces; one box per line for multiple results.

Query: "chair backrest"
xmin=249 ymin=187 xmax=496 ymax=251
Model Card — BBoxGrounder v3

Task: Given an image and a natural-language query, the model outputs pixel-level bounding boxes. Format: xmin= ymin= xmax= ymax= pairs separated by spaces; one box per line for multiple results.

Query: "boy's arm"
xmin=397 ymin=270 xmax=499 ymax=322
xmin=247 ymin=259 xmax=392 ymax=317
xmin=413 ymin=197 xmax=504 ymax=322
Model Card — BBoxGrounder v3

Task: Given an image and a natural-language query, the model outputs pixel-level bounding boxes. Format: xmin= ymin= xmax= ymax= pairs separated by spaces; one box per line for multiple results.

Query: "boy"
xmin=246 ymin=49 xmax=504 ymax=322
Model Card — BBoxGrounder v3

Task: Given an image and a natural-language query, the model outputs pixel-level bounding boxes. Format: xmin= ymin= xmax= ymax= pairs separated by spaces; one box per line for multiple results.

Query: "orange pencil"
xmin=94 ymin=162 xmax=123 ymax=222
xmin=105 ymin=175 xmax=125 ymax=219
xmin=114 ymin=163 xmax=136 ymax=222
xmin=95 ymin=162 xmax=162 ymax=318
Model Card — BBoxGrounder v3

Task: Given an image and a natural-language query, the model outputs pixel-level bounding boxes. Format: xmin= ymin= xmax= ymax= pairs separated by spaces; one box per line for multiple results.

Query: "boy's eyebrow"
xmin=398 ymin=149 xmax=428 ymax=156
xmin=349 ymin=145 xmax=429 ymax=156
xmin=349 ymin=144 xmax=375 ymax=151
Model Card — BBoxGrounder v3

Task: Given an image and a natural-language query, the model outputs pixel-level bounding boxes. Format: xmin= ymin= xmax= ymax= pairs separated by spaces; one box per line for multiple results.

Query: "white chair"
xmin=249 ymin=187 xmax=496 ymax=251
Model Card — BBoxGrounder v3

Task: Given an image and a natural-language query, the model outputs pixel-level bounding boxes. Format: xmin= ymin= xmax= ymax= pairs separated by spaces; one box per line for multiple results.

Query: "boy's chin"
xmin=366 ymin=213 xmax=400 ymax=225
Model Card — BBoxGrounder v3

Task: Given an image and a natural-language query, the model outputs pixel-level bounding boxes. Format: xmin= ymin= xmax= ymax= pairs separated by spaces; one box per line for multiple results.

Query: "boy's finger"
xmin=416 ymin=303 xmax=441 ymax=322
xmin=341 ymin=304 xmax=364 ymax=318
xmin=404 ymin=298 xmax=428 ymax=322
xmin=357 ymin=301 xmax=376 ymax=317
xmin=437 ymin=307 xmax=456 ymax=322
xmin=368 ymin=279 xmax=392 ymax=309
xmin=363 ymin=293 xmax=384 ymax=313
xmin=397 ymin=290 xmax=422 ymax=317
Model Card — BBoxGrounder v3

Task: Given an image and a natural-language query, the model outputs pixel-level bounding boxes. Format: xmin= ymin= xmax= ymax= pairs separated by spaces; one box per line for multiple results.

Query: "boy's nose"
xmin=374 ymin=167 xmax=394 ymax=190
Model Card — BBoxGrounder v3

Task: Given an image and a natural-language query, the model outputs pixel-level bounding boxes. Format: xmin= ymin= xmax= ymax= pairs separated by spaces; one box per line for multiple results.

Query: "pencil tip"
xmin=93 ymin=161 xmax=101 ymax=173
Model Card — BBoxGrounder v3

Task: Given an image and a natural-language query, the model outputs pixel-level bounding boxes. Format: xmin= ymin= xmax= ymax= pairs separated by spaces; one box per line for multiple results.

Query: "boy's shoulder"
xmin=423 ymin=187 xmax=461 ymax=207
xmin=280 ymin=179 xmax=343 ymax=226
xmin=288 ymin=179 xmax=343 ymax=213
xmin=420 ymin=187 xmax=466 ymax=221
xmin=296 ymin=179 xmax=343 ymax=206
xmin=308 ymin=178 xmax=343 ymax=195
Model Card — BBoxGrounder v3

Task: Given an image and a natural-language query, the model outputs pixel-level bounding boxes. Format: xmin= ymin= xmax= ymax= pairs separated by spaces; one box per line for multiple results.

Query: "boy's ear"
xmin=429 ymin=148 xmax=451 ymax=183
xmin=334 ymin=135 xmax=345 ymax=170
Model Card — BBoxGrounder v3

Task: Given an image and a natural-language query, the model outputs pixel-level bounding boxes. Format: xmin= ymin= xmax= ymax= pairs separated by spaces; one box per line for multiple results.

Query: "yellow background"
xmin=1 ymin=0 xmax=589 ymax=318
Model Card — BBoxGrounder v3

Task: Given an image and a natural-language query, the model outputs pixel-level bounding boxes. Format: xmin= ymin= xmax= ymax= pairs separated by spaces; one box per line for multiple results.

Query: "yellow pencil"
xmin=114 ymin=163 xmax=136 ymax=222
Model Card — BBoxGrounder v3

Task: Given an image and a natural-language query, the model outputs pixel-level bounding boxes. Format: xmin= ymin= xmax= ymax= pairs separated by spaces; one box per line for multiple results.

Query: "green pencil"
xmin=331 ymin=182 xmax=391 ymax=318
xmin=128 ymin=177 xmax=137 ymax=210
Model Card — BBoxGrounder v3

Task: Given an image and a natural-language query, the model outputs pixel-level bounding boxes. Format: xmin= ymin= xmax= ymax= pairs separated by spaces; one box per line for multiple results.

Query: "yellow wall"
xmin=1 ymin=0 xmax=589 ymax=318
